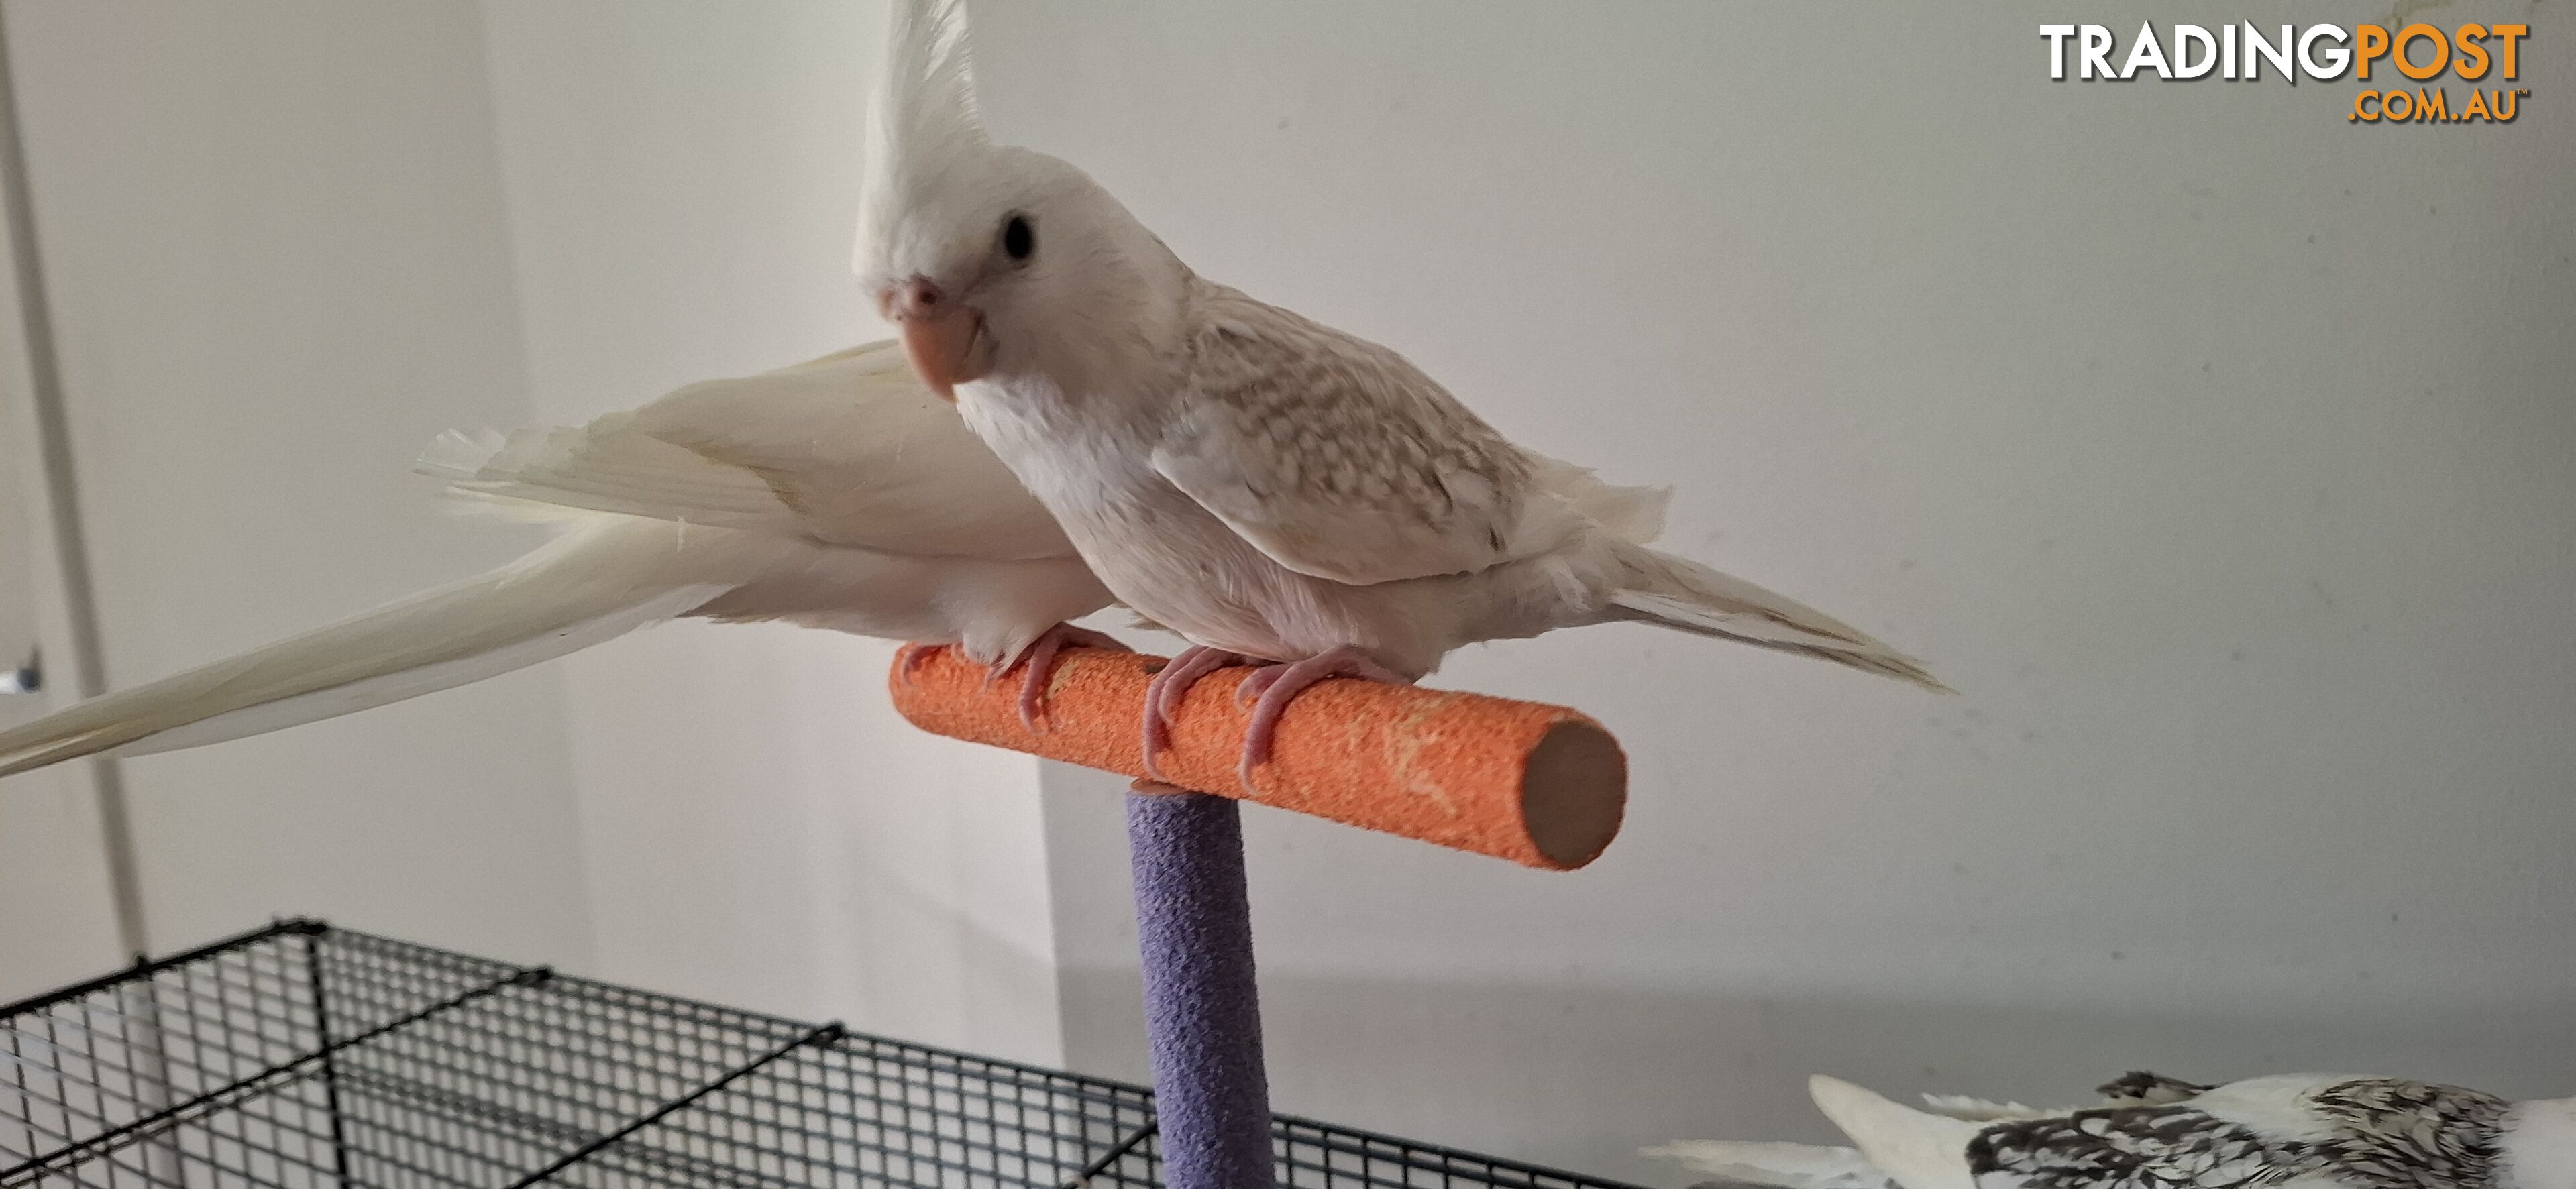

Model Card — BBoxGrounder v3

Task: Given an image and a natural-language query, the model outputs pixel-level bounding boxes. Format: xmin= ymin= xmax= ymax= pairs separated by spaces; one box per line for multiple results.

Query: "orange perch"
xmin=888 ymin=646 xmax=1626 ymax=871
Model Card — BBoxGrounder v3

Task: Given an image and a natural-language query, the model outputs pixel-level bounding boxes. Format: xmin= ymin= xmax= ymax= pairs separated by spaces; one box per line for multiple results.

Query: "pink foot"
xmin=1233 ymin=663 xmax=1284 ymax=706
xmin=895 ymin=642 xmax=942 ymax=685
xmin=989 ymin=624 xmax=1131 ymax=731
xmin=1236 ymin=646 xmax=1413 ymax=788
xmin=1140 ymin=646 xmax=1250 ymax=781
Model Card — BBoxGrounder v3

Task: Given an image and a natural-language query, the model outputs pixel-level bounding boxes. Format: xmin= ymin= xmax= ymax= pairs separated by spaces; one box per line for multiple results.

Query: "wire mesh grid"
xmin=2 ymin=921 xmax=1640 ymax=1189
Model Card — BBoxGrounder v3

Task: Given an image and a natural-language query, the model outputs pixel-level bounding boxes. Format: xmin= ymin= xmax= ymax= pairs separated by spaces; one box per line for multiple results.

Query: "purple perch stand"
xmin=1126 ymin=788 xmax=1274 ymax=1189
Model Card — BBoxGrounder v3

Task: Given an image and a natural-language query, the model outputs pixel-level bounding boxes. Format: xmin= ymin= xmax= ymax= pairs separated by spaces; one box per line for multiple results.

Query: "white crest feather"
xmin=855 ymin=0 xmax=991 ymax=277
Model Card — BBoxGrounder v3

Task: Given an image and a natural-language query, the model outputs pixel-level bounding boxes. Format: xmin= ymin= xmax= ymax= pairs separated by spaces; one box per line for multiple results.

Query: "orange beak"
xmin=881 ymin=276 xmax=989 ymax=401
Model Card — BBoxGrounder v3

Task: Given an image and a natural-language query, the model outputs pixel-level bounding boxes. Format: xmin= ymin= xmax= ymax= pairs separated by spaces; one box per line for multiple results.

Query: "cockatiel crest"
xmin=854 ymin=0 xmax=989 ymax=282
xmin=853 ymin=0 xmax=1187 ymax=404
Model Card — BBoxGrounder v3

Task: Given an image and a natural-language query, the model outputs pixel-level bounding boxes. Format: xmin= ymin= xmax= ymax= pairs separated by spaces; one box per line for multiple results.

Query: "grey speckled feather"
xmin=1970 ymin=1079 xmax=2511 ymax=1189
xmin=1157 ymin=280 xmax=1569 ymax=587
xmin=1666 ymin=1074 xmax=2571 ymax=1189
xmin=2096 ymin=1072 xmax=2218 ymax=1108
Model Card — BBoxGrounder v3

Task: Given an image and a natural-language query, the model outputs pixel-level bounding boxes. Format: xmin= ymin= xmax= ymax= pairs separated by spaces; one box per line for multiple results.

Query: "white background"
xmin=1 ymin=2 xmax=2568 ymax=1182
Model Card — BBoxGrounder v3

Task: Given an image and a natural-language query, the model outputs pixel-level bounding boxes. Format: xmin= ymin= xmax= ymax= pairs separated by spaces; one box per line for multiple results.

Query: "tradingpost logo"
xmin=2039 ymin=22 xmax=2529 ymax=123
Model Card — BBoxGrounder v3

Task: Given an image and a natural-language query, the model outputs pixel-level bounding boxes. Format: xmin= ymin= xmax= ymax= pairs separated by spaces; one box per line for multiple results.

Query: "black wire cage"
xmin=1 ymin=921 xmax=1640 ymax=1189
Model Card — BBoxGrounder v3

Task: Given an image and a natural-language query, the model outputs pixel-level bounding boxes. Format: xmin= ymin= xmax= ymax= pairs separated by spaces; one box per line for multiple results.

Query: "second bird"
xmin=857 ymin=0 xmax=1942 ymax=784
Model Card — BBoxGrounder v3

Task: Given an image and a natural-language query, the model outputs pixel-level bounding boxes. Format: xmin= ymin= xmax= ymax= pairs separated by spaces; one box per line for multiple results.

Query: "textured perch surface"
xmin=889 ymin=645 xmax=1626 ymax=870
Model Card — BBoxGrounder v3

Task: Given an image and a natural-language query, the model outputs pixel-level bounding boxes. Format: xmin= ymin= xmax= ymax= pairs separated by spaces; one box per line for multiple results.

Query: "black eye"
xmin=1002 ymin=214 xmax=1034 ymax=261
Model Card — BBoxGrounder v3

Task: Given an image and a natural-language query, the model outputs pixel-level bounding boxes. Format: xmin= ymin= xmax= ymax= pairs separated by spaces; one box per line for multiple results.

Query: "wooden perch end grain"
xmin=888 ymin=646 xmax=1626 ymax=870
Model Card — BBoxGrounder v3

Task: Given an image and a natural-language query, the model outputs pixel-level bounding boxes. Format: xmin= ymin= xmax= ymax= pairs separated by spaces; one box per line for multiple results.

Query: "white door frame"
xmin=0 ymin=4 xmax=146 ymax=960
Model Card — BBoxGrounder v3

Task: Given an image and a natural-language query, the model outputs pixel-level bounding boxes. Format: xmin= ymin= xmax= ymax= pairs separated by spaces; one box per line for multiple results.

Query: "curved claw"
xmin=1236 ymin=646 xmax=1414 ymax=789
xmin=1139 ymin=646 xmax=1245 ymax=781
xmin=895 ymin=642 xmax=943 ymax=686
xmin=1234 ymin=664 xmax=1285 ymax=707
xmin=997 ymin=624 xmax=1132 ymax=732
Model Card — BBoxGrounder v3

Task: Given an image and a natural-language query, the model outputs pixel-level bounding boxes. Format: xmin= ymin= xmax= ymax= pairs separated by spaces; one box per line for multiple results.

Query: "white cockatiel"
xmin=0 ymin=341 xmax=1116 ymax=779
xmin=1650 ymin=1072 xmax=2576 ymax=1189
xmin=851 ymin=0 xmax=1943 ymax=783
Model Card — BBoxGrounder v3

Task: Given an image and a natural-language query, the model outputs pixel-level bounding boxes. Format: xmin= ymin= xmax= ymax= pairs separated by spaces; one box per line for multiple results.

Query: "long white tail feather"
xmin=1606 ymin=543 xmax=1946 ymax=691
xmin=1807 ymin=1077 xmax=1979 ymax=1189
xmin=0 ymin=523 xmax=731 ymax=777
xmin=115 ymin=585 xmax=720 ymax=758
xmin=1644 ymin=1141 xmax=1896 ymax=1189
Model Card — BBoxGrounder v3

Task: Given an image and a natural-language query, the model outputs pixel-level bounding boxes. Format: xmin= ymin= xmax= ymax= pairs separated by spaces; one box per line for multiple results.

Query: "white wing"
xmin=425 ymin=341 xmax=1075 ymax=561
xmin=1808 ymin=1077 xmax=1980 ymax=1189
xmin=1917 ymin=1096 xmax=2055 ymax=1123
xmin=1645 ymin=1141 xmax=1897 ymax=1189
xmin=1153 ymin=284 xmax=1590 ymax=586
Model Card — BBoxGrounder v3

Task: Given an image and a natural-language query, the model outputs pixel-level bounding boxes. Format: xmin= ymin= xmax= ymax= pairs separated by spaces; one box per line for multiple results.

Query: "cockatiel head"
xmin=854 ymin=0 xmax=1184 ymax=402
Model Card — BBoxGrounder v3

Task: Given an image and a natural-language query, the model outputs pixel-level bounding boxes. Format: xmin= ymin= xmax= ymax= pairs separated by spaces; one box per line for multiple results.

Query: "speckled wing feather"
xmin=2301 ymin=1079 xmax=2512 ymax=1188
xmin=1968 ymin=1106 xmax=2286 ymax=1189
xmin=1151 ymin=282 xmax=1586 ymax=587
xmin=2094 ymin=1072 xmax=2214 ymax=1107
xmin=1968 ymin=1079 xmax=2512 ymax=1189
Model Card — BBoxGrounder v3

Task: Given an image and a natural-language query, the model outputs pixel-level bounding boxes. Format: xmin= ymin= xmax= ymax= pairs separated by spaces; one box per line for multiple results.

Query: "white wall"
xmin=0 ymin=72 xmax=125 ymax=990
xmin=1 ymin=0 xmax=592 ymax=967
xmin=4 ymin=3 xmax=2569 ymax=1183
xmin=0 ymin=363 xmax=123 ymax=1000
xmin=474 ymin=0 xmax=1065 ymax=1064
xmin=982 ymin=1 xmax=2576 ymax=1180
